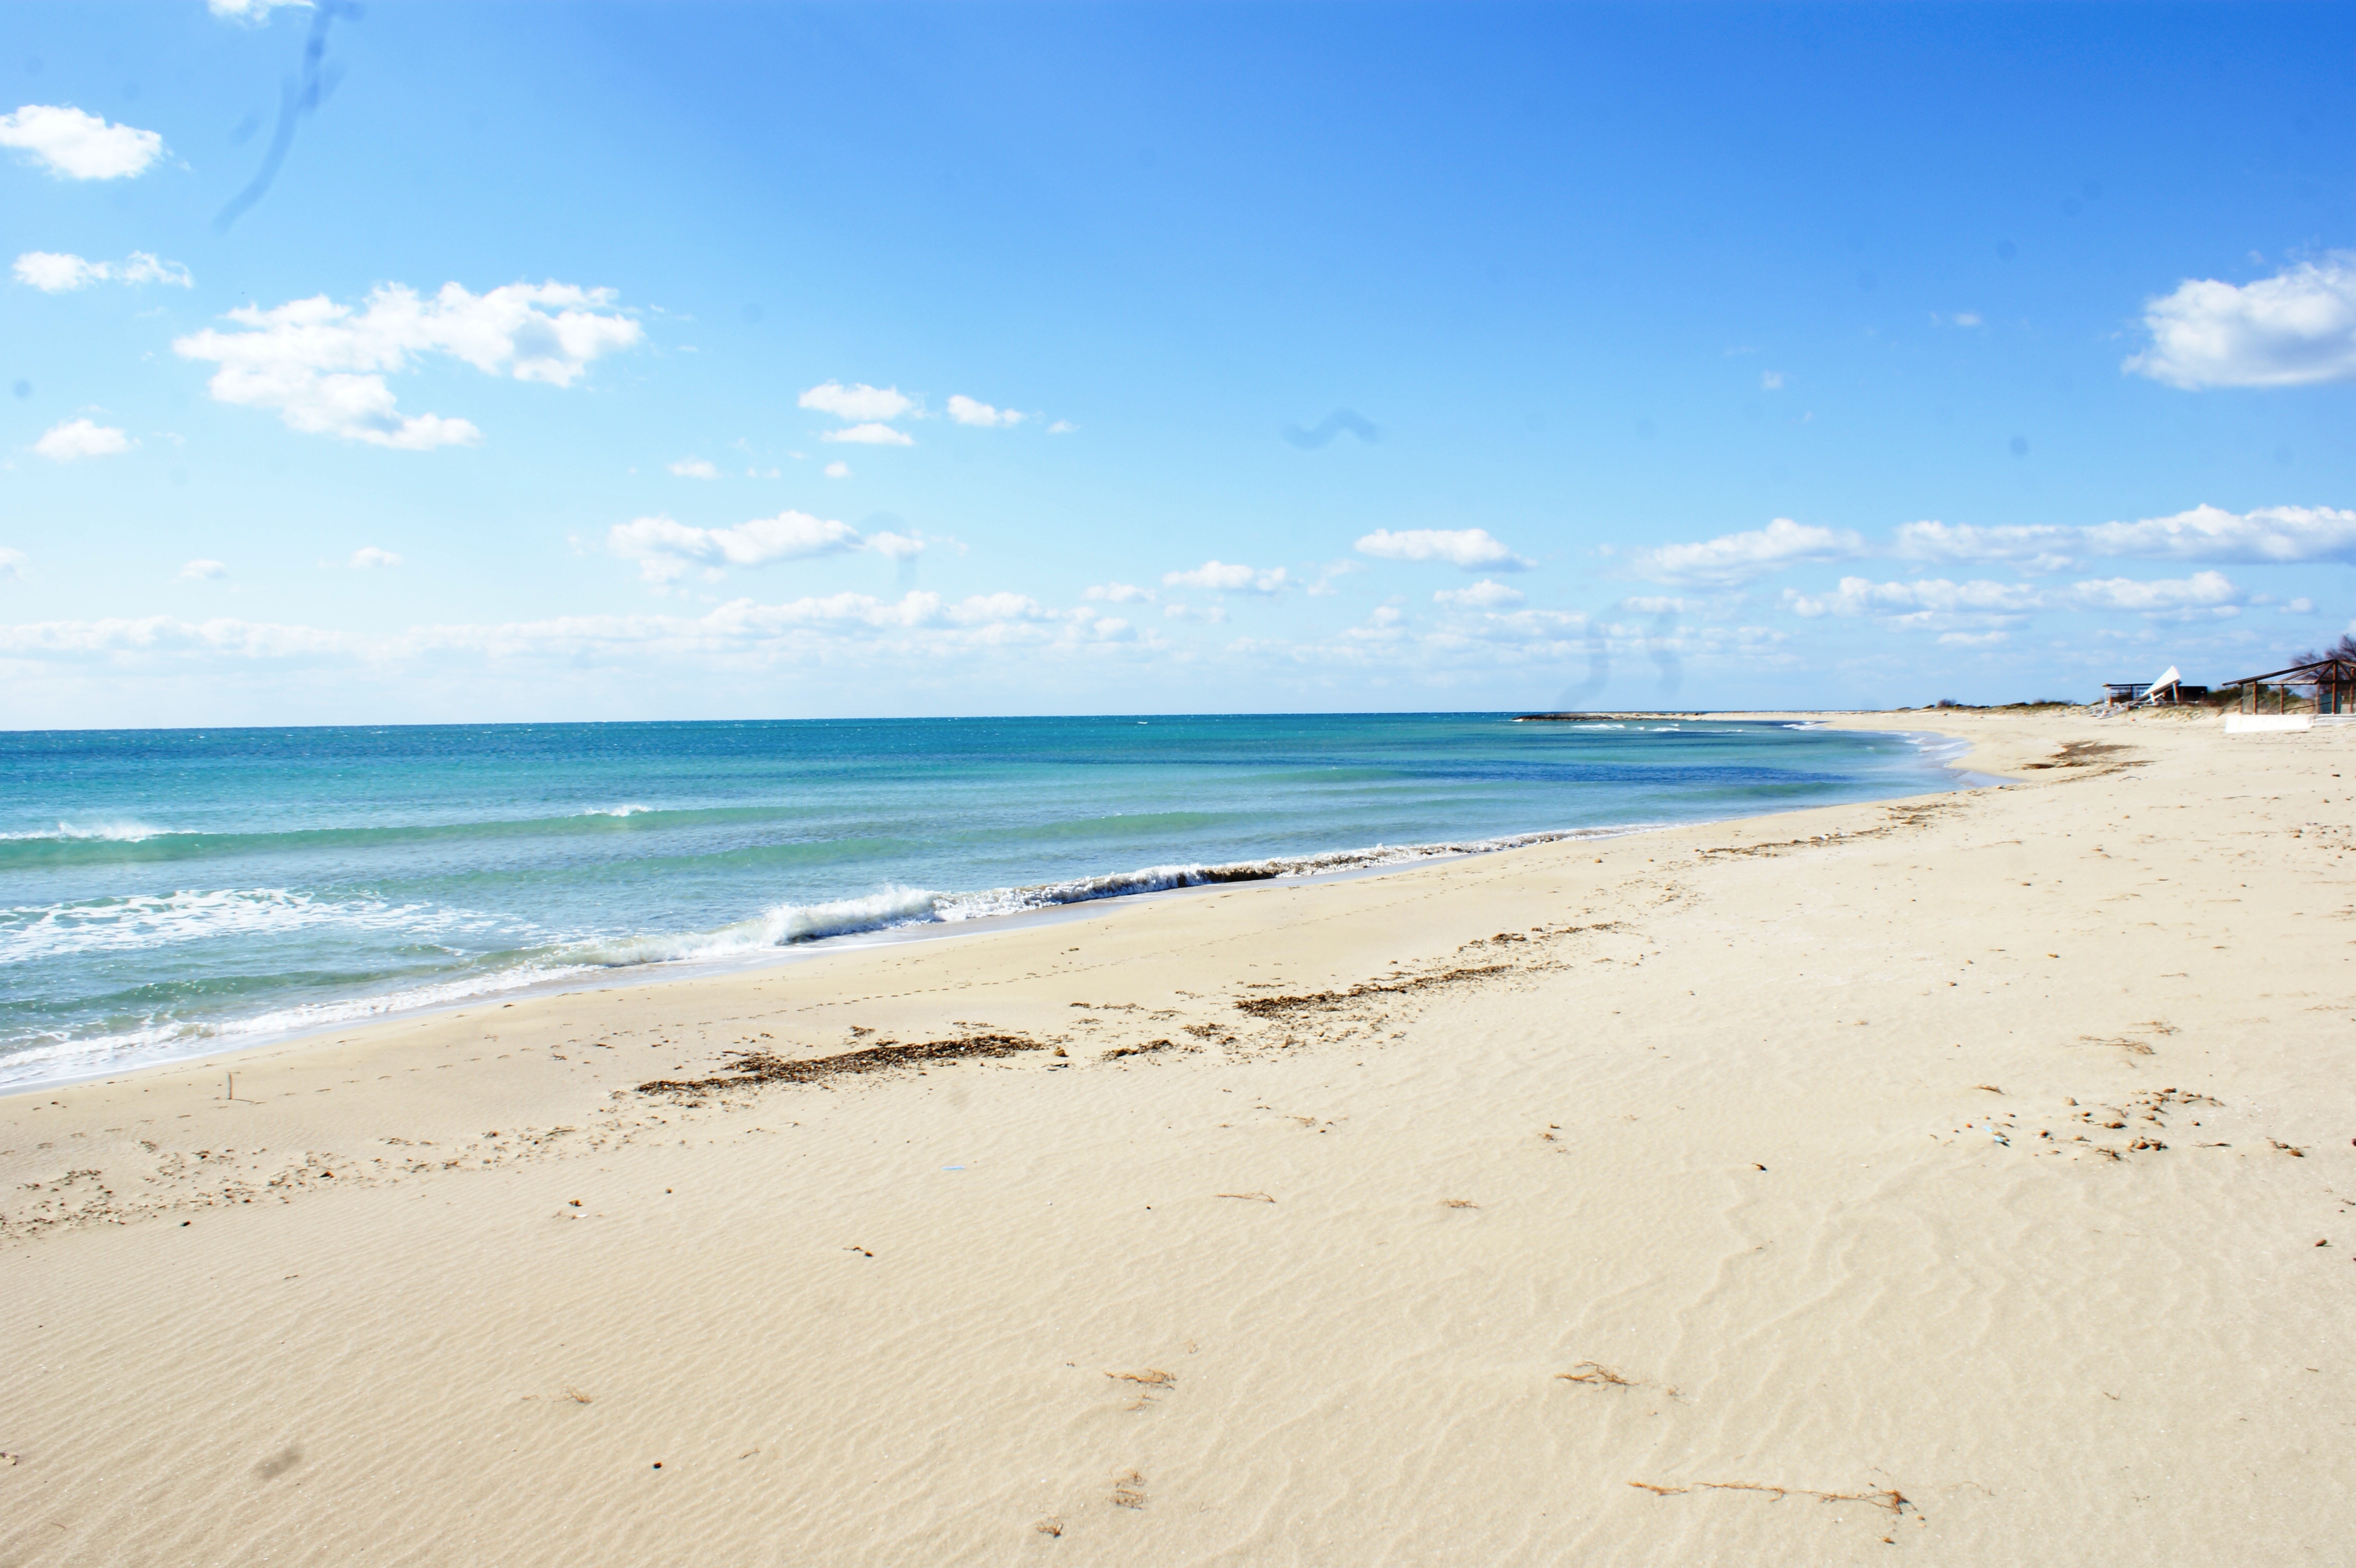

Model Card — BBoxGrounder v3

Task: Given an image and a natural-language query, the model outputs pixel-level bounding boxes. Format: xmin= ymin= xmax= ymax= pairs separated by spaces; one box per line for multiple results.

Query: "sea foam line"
xmin=0 ymin=819 xmax=174 ymax=843
xmin=559 ymin=825 xmax=1649 ymax=966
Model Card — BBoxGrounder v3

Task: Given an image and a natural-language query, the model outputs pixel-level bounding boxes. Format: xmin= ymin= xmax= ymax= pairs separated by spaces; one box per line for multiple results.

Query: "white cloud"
xmin=0 ymin=615 xmax=349 ymax=660
xmin=821 ymin=422 xmax=914 ymax=446
xmin=823 ymin=461 xmax=850 ymax=479
xmin=2125 ymin=254 xmax=2356 ymax=388
xmin=1434 ymin=579 xmax=1525 ymax=609
xmin=2080 ymin=503 xmax=2356 ymax=565
xmin=0 ymin=105 xmax=166 ymax=180
xmin=1631 ymin=517 xmax=1862 ymax=587
xmin=1894 ymin=520 xmax=2079 ymax=572
xmin=172 ymin=281 xmax=642 ymax=449
xmin=209 ymin=0 xmax=311 ymax=21
xmin=947 ymin=394 xmax=1024 ymax=427
xmin=869 ymin=531 xmax=926 ymax=562
xmin=1760 ymin=370 xmax=1783 ymax=390
xmin=14 ymin=251 xmax=106 ymax=291
xmin=0 ymin=590 xmax=1138 ymax=673
xmin=2068 ymin=570 xmax=2243 ymax=615
xmin=33 ymin=418 xmax=133 ymax=461
xmin=1086 ymin=582 xmax=1156 ymax=604
xmin=122 ymin=251 xmax=192 ymax=286
xmin=606 ymin=510 xmax=865 ymax=584
xmin=1953 ymin=312 xmax=1982 ymax=328
xmin=1163 ymin=560 xmax=1290 ymax=594
xmin=1784 ymin=576 xmax=2043 ymax=619
xmin=668 ymin=457 xmax=719 ymax=480
xmin=1163 ymin=602 xmax=1229 ymax=623
xmin=1048 ymin=420 xmax=1076 ymax=435
xmin=16 ymin=249 xmax=193 ymax=292
xmin=1938 ymin=630 xmax=2008 ymax=648
xmin=1618 ymin=596 xmax=1691 ymax=615
xmin=180 ymin=558 xmax=227 ymax=580
xmin=1894 ymin=504 xmax=2356 ymax=572
xmin=1354 ymin=527 xmax=1533 ymax=572
xmin=798 ymin=382 xmax=914 ymax=422
xmin=349 ymin=546 xmax=402 ymax=569
xmin=0 ymin=547 xmax=25 ymax=581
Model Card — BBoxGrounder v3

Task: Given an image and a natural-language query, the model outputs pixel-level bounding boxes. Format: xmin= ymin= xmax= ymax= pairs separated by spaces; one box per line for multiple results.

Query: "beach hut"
xmin=2099 ymin=666 xmax=2199 ymax=710
xmin=2224 ymin=652 xmax=2356 ymax=718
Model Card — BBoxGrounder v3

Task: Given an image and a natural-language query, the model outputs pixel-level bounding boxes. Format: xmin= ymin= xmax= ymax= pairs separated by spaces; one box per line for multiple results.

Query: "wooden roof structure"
xmin=2225 ymin=654 xmax=2356 ymax=716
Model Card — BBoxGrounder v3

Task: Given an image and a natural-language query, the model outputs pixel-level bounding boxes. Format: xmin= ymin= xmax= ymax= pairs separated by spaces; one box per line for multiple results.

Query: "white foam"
xmin=577 ymin=804 xmax=656 ymax=818
xmin=0 ymin=959 xmax=597 ymax=1091
xmin=0 ymin=888 xmax=501 ymax=966
xmin=0 ymin=819 xmax=174 ymax=843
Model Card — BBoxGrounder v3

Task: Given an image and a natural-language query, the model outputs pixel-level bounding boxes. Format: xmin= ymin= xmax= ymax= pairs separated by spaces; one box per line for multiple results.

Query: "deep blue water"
xmin=0 ymin=714 xmax=1959 ymax=1087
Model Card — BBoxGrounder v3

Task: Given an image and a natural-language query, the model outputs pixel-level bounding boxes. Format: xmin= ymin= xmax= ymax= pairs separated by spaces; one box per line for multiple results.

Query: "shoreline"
xmin=1 ymin=717 xmax=1969 ymax=1099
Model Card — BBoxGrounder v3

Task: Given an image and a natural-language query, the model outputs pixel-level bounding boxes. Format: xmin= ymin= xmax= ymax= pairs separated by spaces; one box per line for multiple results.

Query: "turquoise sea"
xmin=0 ymin=714 xmax=1963 ymax=1089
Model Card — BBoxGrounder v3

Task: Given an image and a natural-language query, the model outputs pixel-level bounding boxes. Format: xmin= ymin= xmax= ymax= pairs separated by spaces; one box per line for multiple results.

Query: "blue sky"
xmin=2 ymin=1 xmax=2350 ymax=726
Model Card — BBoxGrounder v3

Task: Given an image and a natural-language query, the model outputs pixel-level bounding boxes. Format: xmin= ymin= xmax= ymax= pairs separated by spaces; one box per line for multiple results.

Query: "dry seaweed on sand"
xmin=1558 ymin=1361 xmax=1638 ymax=1386
xmin=637 ymin=1033 xmax=1042 ymax=1095
xmin=1232 ymin=963 xmax=1516 ymax=1020
xmin=1629 ymin=1479 xmax=1913 ymax=1515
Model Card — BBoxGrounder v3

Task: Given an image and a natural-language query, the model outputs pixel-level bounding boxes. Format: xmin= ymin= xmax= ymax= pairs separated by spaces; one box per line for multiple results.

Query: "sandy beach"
xmin=4 ymin=708 xmax=2350 ymax=1566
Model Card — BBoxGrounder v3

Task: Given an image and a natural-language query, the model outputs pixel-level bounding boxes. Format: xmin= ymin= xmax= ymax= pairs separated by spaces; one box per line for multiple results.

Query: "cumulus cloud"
xmin=1784 ymin=576 xmax=2044 ymax=620
xmin=349 ymin=546 xmax=402 ymax=569
xmin=606 ymin=510 xmax=866 ymax=584
xmin=0 ymin=615 xmax=349 ymax=660
xmin=1353 ymin=527 xmax=1533 ymax=572
xmin=14 ymin=250 xmax=194 ymax=291
xmin=823 ymin=461 xmax=850 ymax=479
xmin=1086 ymin=582 xmax=1156 ymax=604
xmin=2124 ymin=254 xmax=2356 ymax=389
xmin=180 ymin=558 xmax=227 ymax=580
xmin=15 ymin=252 xmax=104 ymax=291
xmin=2080 ymin=503 xmax=2356 ymax=565
xmin=2068 ymin=571 xmax=2243 ymax=615
xmin=869 ymin=531 xmax=926 ymax=562
xmin=1894 ymin=520 xmax=2080 ymax=572
xmin=0 ymin=105 xmax=166 ymax=180
xmin=798 ymin=382 xmax=914 ymax=422
xmin=0 ymin=590 xmax=1130 ymax=671
xmin=1632 ymin=517 xmax=1863 ymax=587
xmin=209 ymin=0 xmax=311 ymax=20
xmin=947 ymin=394 xmax=1023 ymax=427
xmin=1893 ymin=505 xmax=2356 ymax=571
xmin=1434 ymin=579 xmax=1525 ymax=609
xmin=1164 ymin=560 xmax=1290 ymax=594
xmin=820 ymin=422 xmax=914 ymax=446
xmin=667 ymin=457 xmax=719 ymax=480
xmin=172 ymin=281 xmax=642 ymax=449
xmin=1785 ymin=570 xmax=2239 ymax=629
xmin=33 ymin=418 xmax=133 ymax=461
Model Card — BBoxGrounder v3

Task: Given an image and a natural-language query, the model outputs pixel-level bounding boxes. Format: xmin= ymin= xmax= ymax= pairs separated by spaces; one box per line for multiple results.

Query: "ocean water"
xmin=0 ymin=714 xmax=1961 ymax=1089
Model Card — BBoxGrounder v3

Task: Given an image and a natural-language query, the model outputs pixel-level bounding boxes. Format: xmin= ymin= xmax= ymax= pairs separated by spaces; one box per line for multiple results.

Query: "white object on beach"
xmin=2224 ymin=712 xmax=2312 ymax=734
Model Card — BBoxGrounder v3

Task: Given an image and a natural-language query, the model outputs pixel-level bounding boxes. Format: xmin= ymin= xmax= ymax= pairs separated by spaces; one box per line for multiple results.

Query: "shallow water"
xmin=0 ymin=714 xmax=1958 ymax=1087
